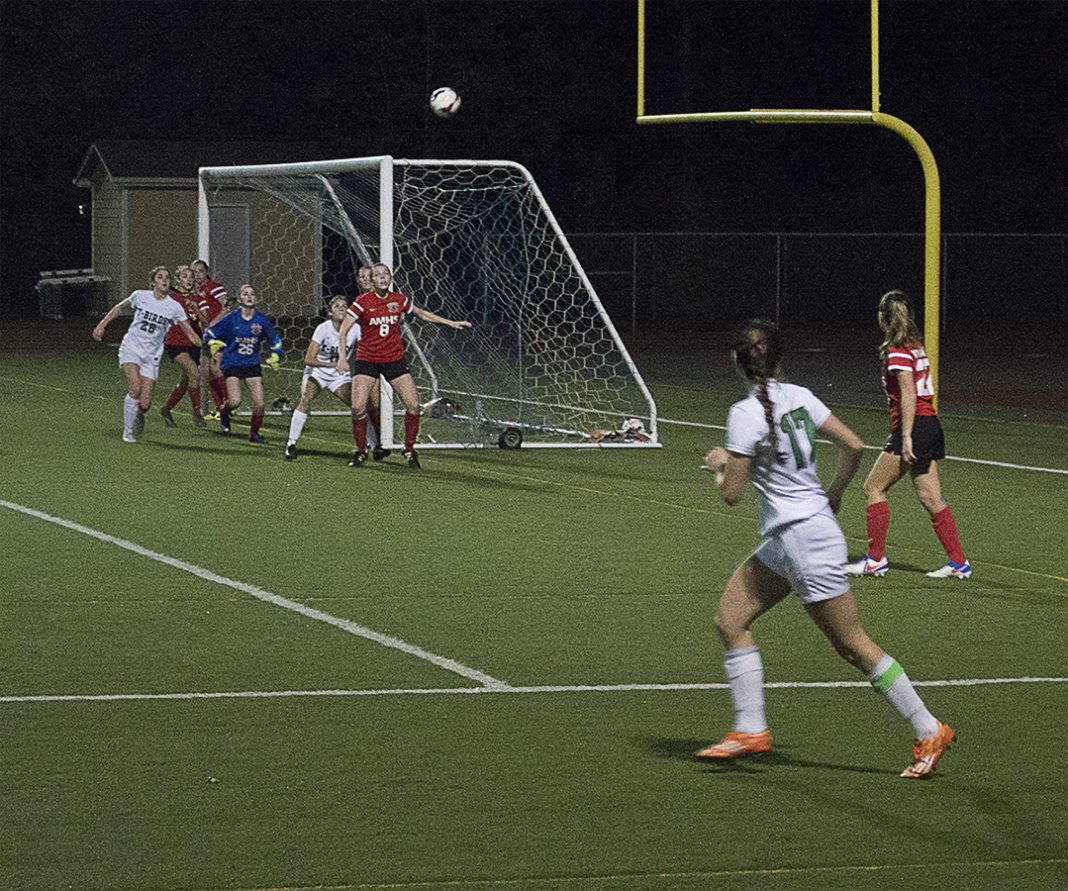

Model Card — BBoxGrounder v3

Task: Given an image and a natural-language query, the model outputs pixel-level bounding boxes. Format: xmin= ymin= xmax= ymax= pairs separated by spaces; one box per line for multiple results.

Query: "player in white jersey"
xmin=284 ymin=296 xmax=378 ymax=460
xmin=91 ymin=266 xmax=203 ymax=443
xmin=696 ymin=319 xmax=954 ymax=779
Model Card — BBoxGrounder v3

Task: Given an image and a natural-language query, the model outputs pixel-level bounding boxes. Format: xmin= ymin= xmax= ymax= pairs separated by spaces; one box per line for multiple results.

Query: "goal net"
xmin=198 ymin=156 xmax=658 ymax=449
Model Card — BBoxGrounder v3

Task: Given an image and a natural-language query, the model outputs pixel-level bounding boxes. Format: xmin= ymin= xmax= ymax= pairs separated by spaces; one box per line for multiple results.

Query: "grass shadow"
xmin=642 ymin=737 xmax=894 ymax=777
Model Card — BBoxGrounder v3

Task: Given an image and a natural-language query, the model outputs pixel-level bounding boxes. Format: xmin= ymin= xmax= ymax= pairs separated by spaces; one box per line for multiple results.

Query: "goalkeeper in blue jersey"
xmin=202 ymin=283 xmax=283 ymax=443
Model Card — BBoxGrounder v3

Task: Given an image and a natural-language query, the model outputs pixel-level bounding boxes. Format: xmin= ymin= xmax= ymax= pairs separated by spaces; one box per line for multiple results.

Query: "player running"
xmin=847 ymin=291 xmax=971 ymax=579
xmin=284 ymin=295 xmax=380 ymax=460
xmin=203 ymin=283 xmax=283 ymax=444
xmin=698 ymin=318 xmax=954 ymax=779
xmin=335 ymin=263 xmax=471 ymax=468
xmin=91 ymin=266 xmax=203 ymax=443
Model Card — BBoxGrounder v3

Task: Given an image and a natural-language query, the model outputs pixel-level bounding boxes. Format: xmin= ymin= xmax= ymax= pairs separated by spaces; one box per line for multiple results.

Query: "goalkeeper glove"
xmin=265 ymin=353 xmax=281 ymax=369
xmin=207 ymin=339 xmax=225 ymax=354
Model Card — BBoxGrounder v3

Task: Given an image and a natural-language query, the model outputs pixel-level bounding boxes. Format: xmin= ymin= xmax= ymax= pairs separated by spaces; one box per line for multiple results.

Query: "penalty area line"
xmin=0 ymin=499 xmax=509 ymax=691
xmin=3 ymin=676 xmax=1065 ymax=705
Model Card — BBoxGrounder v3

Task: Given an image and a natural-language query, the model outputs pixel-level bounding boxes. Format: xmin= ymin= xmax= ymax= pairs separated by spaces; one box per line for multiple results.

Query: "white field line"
xmin=0 ymin=499 xmax=509 ymax=691
xmin=182 ymin=856 xmax=1068 ymax=890
xmin=660 ymin=417 xmax=1068 ymax=475
xmin=3 ymin=676 xmax=1065 ymax=705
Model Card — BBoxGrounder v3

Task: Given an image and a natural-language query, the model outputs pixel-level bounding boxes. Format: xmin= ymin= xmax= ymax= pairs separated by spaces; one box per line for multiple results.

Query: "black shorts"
xmin=165 ymin=345 xmax=201 ymax=363
xmin=353 ymin=358 xmax=411 ymax=382
xmin=223 ymin=364 xmax=262 ymax=380
xmin=884 ymin=414 xmax=946 ymax=472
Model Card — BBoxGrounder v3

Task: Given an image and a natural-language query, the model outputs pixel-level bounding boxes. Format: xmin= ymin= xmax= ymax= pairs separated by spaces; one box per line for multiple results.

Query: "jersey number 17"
xmin=779 ymin=407 xmax=816 ymax=468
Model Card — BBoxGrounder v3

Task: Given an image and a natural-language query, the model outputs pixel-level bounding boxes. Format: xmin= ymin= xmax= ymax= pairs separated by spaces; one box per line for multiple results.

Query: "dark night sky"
xmin=1 ymin=0 xmax=1065 ymax=317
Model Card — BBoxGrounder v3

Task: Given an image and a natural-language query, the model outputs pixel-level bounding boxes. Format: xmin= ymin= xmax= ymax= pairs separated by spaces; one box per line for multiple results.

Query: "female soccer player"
xmin=335 ymin=263 xmax=471 ymax=468
xmin=203 ymin=283 xmax=283 ymax=444
xmin=159 ymin=264 xmax=209 ymax=427
xmin=698 ymin=319 xmax=954 ymax=779
xmin=91 ymin=266 xmax=202 ymax=442
xmin=192 ymin=258 xmax=230 ymax=418
xmin=284 ymin=295 xmax=380 ymax=460
xmin=847 ymin=291 xmax=971 ymax=579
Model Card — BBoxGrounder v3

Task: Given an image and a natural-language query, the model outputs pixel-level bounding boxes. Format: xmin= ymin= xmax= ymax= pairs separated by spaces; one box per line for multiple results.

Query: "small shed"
xmin=73 ymin=140 xmax=320 ymax=310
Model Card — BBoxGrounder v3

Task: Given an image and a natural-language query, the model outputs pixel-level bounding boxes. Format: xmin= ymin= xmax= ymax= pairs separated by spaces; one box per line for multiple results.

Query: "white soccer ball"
xmin=430 ymin=87 xmax=461 ymax=118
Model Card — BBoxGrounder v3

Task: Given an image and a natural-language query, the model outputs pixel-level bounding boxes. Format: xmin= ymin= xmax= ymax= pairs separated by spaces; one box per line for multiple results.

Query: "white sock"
xmin=724 ymin=646 xmax=766 ymax=733
xmin=870 ymin=654 xmax=940 ymax=739
xmin=123 ymin=394 xmax=138 ymax=433
xmin=288 ymin=409 xmax=308 ymax=445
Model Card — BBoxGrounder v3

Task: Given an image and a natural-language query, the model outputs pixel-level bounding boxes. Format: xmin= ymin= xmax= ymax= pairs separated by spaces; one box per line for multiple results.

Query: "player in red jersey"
xmin=847 ymin=291 xmax=971 ymax=579
xmin=159 ymin=265 xmax=209 ymax=426
xmin=353 ymin=265 xmax=385 ymax=453
xmin=335 ymin=263 xmax=471 ymax=468
xmin=192 ymin=259 xmax=230 ymax=417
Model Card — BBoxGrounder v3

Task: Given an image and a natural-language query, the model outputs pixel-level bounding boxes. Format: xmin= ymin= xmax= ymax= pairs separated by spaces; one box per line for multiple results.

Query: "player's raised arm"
xmin=411 ymin=305 xmax=472 ymax=329
xmin=91 ymin=297 xmax=131 ymax=341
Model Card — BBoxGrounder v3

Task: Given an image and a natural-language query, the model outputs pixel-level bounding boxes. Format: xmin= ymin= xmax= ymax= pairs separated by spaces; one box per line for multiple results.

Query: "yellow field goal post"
xmin=637 ymin=0 xmax=942 ymax=408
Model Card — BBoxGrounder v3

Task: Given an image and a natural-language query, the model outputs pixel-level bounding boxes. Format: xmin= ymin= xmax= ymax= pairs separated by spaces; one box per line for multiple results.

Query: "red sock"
xmin=931 ymin=506 xmax=966 ymax=564
xmin=210 ymin=377 xmax=227 ymax=410
xmin=164 ymin=386 xmax=185 ymax=413
xmin=867 ymin=501 xmax=890 ymax=561
xmin=187 ymin=385 xmax=201 ymax=413
xmin=404 ymin=411 xmax=420 ymax=451
xmin=250 ymin=410 xmax=264 ymax=436
xmin=352 ymin=415 xmax=368 ymax=451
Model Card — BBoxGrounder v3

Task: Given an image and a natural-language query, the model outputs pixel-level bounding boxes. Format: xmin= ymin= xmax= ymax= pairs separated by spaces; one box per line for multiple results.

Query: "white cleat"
xmin=926 ymin=560 xmax=972 ymax=579
xmin=846 ymin=555 xmax=889 ymax=576
xmin=122 ymin=431 xmax=137 ymax=443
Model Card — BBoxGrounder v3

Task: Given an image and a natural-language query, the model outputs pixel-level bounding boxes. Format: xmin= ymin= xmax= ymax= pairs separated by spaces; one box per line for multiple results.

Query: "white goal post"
xmin=197 ymin=156 xmax=659 ymax=449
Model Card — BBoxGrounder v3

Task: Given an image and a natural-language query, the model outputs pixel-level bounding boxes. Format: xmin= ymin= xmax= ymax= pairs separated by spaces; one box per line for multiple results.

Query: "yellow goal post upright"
xmin=637 ymin=0 xmax=943 ymax=409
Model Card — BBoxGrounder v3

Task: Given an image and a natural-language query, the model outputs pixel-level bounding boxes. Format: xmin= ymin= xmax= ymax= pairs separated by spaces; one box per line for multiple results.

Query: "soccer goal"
xmin=198 ymin=156 xmax=658 ymax=449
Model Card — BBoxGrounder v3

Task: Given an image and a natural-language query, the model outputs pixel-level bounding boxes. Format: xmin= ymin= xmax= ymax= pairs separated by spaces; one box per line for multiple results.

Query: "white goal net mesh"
xmin=199 ymin=158 xmax=657 ymax=448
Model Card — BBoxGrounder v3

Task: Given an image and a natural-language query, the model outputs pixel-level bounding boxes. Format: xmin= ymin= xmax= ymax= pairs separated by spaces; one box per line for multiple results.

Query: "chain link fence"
xmin=570 ymin=232 xmax=1068 ymax=340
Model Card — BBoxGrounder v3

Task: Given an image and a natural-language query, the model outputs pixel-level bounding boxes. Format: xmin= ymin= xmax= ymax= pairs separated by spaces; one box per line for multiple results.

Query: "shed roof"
xmin=74 ymin=140 xmax=325 ymax=187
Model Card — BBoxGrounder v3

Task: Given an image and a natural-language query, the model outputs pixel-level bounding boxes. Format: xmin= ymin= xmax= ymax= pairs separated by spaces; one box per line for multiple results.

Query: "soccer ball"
xmin=430 ymin=87 xmax=461 ymax=118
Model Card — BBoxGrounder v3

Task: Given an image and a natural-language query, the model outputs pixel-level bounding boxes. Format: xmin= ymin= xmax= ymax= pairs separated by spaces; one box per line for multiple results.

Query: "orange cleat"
xmin=901 ymin=721 xmax=955 ymax=779
xmin=695 ymin=730 xmax=773 ymax=761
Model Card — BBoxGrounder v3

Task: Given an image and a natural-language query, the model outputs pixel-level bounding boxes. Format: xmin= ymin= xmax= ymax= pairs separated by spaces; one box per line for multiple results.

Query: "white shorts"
xmin=751 ymin=508 xmax=850 ymax=604
xmin=303 ymin=366 xmax=351 ymax=394
xmin=117 ymin=340 xmax=163 ymax=380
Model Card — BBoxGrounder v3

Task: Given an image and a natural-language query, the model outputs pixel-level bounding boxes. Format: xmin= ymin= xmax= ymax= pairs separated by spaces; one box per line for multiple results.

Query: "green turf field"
xmin=2 ymin=337 xmax=1066 ymax=891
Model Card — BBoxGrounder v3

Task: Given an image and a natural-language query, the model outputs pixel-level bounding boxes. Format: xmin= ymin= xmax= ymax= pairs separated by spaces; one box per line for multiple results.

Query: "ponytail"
xmin=732 ymin=319 xmax=786 ymax=462
xmin=878 ymin=290 xmax=921 ymax=360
